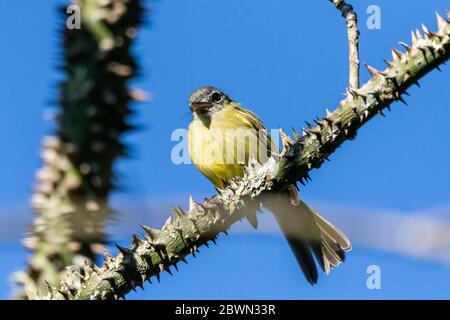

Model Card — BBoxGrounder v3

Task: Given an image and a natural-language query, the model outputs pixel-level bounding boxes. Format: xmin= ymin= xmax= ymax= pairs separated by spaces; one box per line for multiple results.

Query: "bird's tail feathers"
xmin=265 ymin=193 xmax=351 ymax=284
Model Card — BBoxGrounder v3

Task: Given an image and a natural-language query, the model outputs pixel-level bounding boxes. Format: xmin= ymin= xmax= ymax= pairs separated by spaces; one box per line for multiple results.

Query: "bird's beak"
xmin=190 ymin=102 xmax=212 ymax=113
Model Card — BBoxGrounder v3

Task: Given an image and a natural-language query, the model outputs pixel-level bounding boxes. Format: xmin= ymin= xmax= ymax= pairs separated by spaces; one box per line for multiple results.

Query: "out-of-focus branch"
xmin=14 ymin=0 xmax=146 ymax=299
xmin=330 ymin=0 xmax=360 ymax=89
xmin=46 ymin=12 xmax=450 ymax=300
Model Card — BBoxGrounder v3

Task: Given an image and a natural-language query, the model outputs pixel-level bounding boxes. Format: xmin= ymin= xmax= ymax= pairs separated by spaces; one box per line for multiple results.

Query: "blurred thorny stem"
xmin=45 ymin=12 xmax=450 ymax=300
xmin=14 ymin=0 xmax=146 ymax=299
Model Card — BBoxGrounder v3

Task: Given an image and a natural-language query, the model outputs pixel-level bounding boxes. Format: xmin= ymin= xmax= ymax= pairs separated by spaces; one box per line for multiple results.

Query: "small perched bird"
xmin=187 ymin=86 xmax=351 ymax=284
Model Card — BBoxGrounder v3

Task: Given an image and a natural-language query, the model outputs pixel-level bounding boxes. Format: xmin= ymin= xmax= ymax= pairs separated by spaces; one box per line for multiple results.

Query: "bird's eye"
xmin=211 ymin=91 xmax=222 ymax=103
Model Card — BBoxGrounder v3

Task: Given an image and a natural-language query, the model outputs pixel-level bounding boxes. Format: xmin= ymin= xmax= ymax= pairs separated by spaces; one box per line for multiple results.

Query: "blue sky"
xmin=0 ymin=0 xmax=449 ymax=299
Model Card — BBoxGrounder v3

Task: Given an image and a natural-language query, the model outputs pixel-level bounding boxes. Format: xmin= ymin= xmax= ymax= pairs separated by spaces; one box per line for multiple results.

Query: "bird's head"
xmin=189 ymin=86 xmax=231 ymax=117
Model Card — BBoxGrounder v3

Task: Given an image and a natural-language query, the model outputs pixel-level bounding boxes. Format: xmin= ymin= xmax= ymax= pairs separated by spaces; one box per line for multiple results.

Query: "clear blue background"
xmin=0 ymin=0 xmax=449 ymax=299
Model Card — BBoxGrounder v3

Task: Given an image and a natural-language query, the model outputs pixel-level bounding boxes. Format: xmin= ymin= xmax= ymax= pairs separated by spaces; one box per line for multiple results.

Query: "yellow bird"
xmin=188 ymin=86 xmax=351 ymax=284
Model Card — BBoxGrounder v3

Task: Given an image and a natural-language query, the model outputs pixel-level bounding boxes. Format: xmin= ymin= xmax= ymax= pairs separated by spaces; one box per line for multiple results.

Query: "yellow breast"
xmin=188 ymin=103 xmax=269 ymax=189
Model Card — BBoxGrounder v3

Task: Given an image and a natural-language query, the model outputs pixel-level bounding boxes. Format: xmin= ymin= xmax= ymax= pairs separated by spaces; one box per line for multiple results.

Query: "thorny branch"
xmin=15 ymin=0 xmax=145 ymax=299
xmin=45 ymin=12 xmax=450 ymax=300
xmin=330 ymin=0 xmax=360 ymax=89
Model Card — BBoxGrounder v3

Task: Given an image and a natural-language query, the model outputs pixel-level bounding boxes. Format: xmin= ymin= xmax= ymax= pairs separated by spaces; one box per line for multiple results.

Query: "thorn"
xmin=302 ymin=127 xmax=308 ymax=137
xmin=141 ymin=225 xmax=160 ymax=240
xmin=188 ymin=217 xmax=200 ymax=230
xmin=378 ymin=110 xmax=386 ymax=117
xmin=44 ymin=281 xmax=54 ymax=295
xmin=178 ymin=205 xmax=186 ymax=215
xmin=299 ymin=177 xmax=306 ymax=186
xmin=313 ymin=119 xmax=324 ymax=129
xmin=418 ymin=47 xmax=428 ymax=62
xmin=436 ymin=12 xmax=446 ymax=30
xmin=115 ymin=244 xmax=131 ymax=255
xmin=167 ymin=252 xmax=177 ymax=262
xmin=415 ymin=29 xmax=422 ymax=40
xmin=174 ymin=225 xmax=184 ymax=240
xmin=180 ymin=257 xmax=188 ymax=264
xmin=414 ymin=80 xmax=420 ymax=88
xmin=430 ymin=32 xmax=443 ymax=41
xmin=291 ymin=127 xmax=300 ymax=140
xmin=359 ymin=113 xmax=364 ymax=122
xmin=383 ymin=58 xmax=394 ymax=68
xmin=131 ymin=234 xmax=144 ymax=249
xmin=307 ymin=125 xmax=323 ymax=139
xmin=397 ymin=95 xmax=408 ymax=105
xmin=421 ymin=24 xmax=431 ymax=38
xmin=364 ymin=109 xmax=369 ymax=119
xmin=323 ymin=117 xmax=333 ymax=127
xmin=306 ymin=130 xmax=321 ymax=141
xmin=162 ymin=216 xmax=172 ymax=230
xmin=426 ymin=45 xmax=436 ymax=59
xmin=398 ymin=42 xmax=411 ymax=54
xmin=391 ymin=48 xmax=403 ymax=61
xmin=59 ymin=289 xmax=71 ymax=300
xmin=347 ymin=89 xmax=358 ymax=99
xmin=411 ymin=30 xmax=418 ymax=46
xmin=364 ymin=63 xmax=381 ymax=77
xmin=141 ymin=274 xmax=146 ymax=284
xmin=172 ymin=207 xmax=184 ymax=219
xmin=189 ymin=195 xmax=197 ymax=212
xmin=64 ymin=282 xmax=76 ymax=295
xmin=359 ymin=109 xmax=369 ymax=122
xmin=211 ymin=238 xmax=217 ymax=246
xmin=304 ymin=121 xmax=313 ymax=129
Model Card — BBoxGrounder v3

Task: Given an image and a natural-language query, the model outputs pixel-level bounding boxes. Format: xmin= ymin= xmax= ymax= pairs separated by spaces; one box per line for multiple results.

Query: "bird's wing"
xmin=235 ymin=106 xmax=276 ymax=158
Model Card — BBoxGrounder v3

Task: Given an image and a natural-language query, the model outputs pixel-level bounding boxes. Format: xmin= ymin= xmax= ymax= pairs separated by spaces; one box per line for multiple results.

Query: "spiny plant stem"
xmin=47 ymin=12 xmax=449 ymax=300
xmin=15 ymin=0 xmax=145 ymax=299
